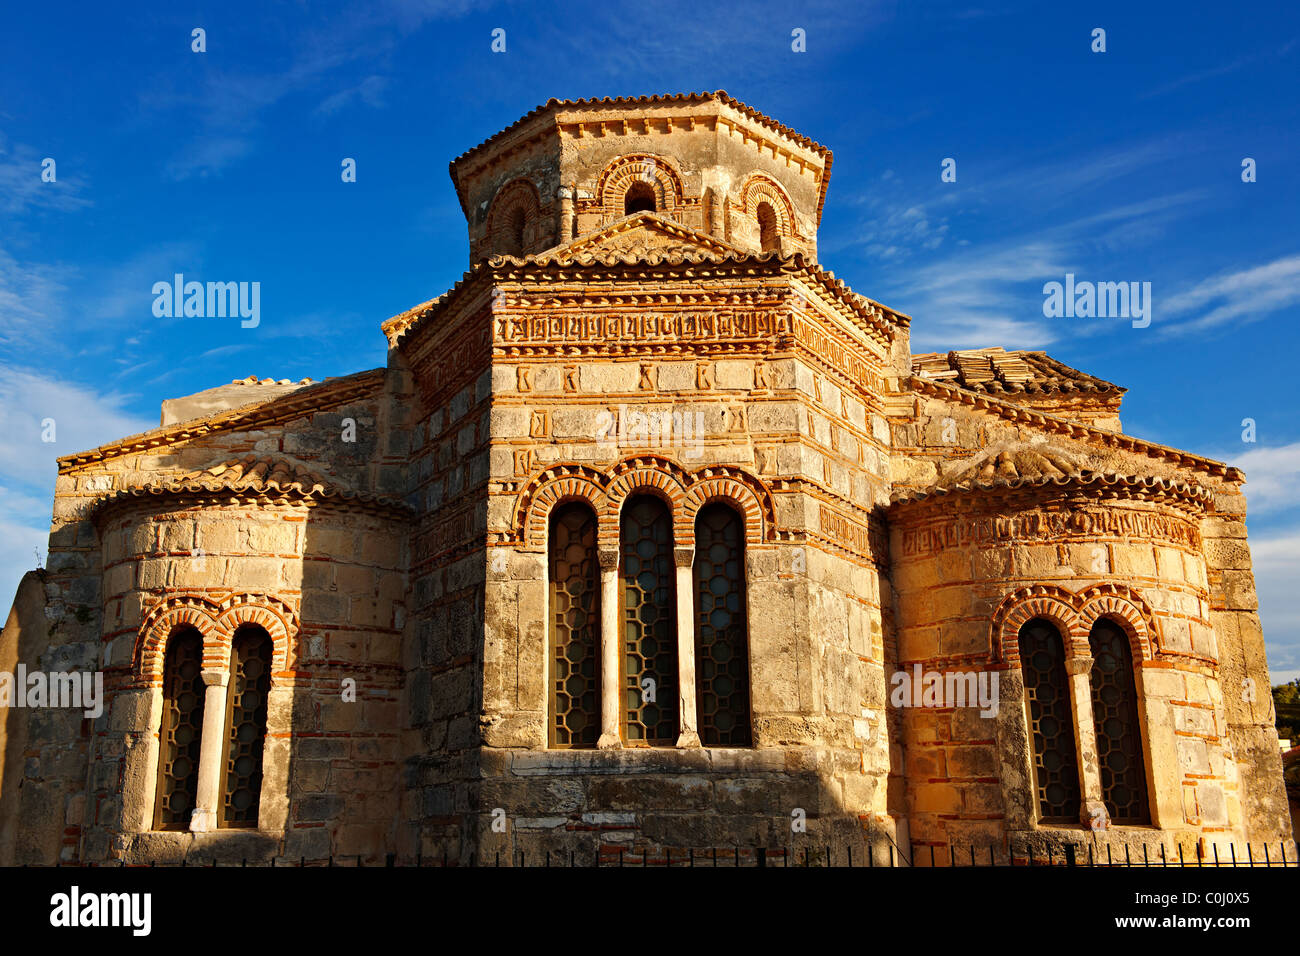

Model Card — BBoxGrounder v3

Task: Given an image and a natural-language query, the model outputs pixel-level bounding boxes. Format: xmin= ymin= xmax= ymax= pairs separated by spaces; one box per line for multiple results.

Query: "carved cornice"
xmin=383 ymin=254 xmax=906 ymax=352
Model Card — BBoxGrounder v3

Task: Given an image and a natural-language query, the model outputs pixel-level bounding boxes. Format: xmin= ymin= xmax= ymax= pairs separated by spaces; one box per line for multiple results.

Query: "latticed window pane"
xmin=548 ymin=504 xmax=599 ymax=748
xmin=1018 ymin=619 xmax=1081 ymax=822
xmin=154 ymin=628 xmax=205 ymax=831
xmin=219 ymin=627 xmax=272 ymax=828
xmin=693 ymin=504 xmax=751 ymax=747
xmin=1089 ymin=619 xmax=1150 ymax=824
xmin=620 ymin=496 xmax=678 ymax=745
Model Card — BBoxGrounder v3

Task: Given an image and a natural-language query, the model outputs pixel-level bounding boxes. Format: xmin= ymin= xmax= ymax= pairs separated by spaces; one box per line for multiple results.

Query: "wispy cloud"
xmin=1251 ymin=527 xmax=1300 ymax=683
xmin=0 ymin=244 xmax=74 ymax=350
xmin=0 ymin=134 xmax=91 ymax=216
xmin=0 ymin=365 xmax=154 ymax=488
xmin=1138 ymin=36 xmax=1299 ymax=99
xmin=1158 ymin=255 xmax=1300 ymax=335
xmin=315 ymin=75 xmax=390 ymax=116
xmin=883 ymin=241 xmax=1066 ymax=350
xmin=145 ymin=5 xmax=486 ymax=179
xmin=1224 ymin=441 xmax=1300 ymax=516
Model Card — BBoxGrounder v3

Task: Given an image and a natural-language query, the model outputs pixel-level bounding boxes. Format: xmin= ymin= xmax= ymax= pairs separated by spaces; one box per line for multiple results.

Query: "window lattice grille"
xmin=620 ymin=496 xmax=678 ymax=745
xmin=693 ymin=504 xmax=751 ymax=747
xmin=1089 ymin=619 xmax=1150 ymax=824
xmin=1018 ymin=619 xmax=1081 ymax=822
xmin=154 ymin=628 xmax=205 ymax=831
xmin=219 ymin=627 xmax=271 ymax=828
xmin=548 ymin=504 xmax=600 ymax=748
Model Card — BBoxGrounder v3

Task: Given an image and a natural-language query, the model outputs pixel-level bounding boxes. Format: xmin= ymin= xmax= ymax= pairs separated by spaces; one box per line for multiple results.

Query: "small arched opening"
xmin=624 ymin=181 xmax=657 ymax=216
xmin=756 ymin=201 xmax=779 ymax=252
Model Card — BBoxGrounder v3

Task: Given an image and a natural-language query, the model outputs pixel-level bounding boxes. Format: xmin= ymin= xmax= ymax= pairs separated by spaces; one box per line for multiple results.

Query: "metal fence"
xmin=37 ymin=840 xmax=1298 ymax=867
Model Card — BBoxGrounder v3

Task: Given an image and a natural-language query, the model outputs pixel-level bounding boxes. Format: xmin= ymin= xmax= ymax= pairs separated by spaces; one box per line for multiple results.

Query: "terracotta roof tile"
xmin=911 ymin=347 xmax=1124 ymax=395
xmin=229 ymin=375 xmax=315 ymax=386
xmin=891 ymin=470 xmax=1214 ymax=509
xmin=89 ymin=454 xmax=412 ymax=517
xmin=448 ymin=91 xmax=835 ymax=224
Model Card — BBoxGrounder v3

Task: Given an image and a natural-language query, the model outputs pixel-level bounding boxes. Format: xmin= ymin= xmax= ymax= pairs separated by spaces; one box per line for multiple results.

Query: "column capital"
xmin=1064 ymin=657 xmax=1093 ymax=677
xmin=673 ymin=547 xmax=695 ymax=568
xmin=597 ymin=547 xmax=619 ymax=572
xmin=200 ymin=668 xmax=230 ymax=687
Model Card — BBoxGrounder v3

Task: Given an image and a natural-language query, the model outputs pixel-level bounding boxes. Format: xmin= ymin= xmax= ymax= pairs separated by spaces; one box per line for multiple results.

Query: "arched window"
xmin=219 ymin=625 xmax=272 ymax=828
xmin=1089 ymin=619 xmax=1150 ymax=824
xmin=693 ymin=503 xmax=751 ymax=746
xmin=1018 ymin=618 xmax=1080 ymax=822
xmin=620 ymin=495 xmax=678 ymax=745
xmin=502 ymin=205 xmax=527 ymax=256
xmin=548 ymin=503 xmax=600 ymax=748
xmin=624 ymin=181 xmax=657 ymax=216
xmin=756 ymin=201 xmax=779 ymax=252
xmin=154 ymin=627 xmax=205 ymax=830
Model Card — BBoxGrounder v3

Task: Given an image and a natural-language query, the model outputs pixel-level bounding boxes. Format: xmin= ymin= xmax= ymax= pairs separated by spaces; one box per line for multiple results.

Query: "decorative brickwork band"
xmin=595 ymin=153 xmax=685 ymax=221
xmin=137 ymin=592 xmax=298 ymax=686
xmin=991 ymin=583 xmax=1158 ymax=666
xmin=1077 ymin=584 xmax=1158 ymax=661
xmin=513 ymin=456 xmax=776 ymax=549
xmin=738 ymin=173 xmax=798 ymax=239
xmin=991 ymin=585 xmax=1084 ymax=666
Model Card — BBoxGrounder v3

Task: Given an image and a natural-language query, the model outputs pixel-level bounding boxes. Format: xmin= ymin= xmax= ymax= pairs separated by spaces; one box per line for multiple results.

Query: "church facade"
xmin=1 ymin=92 xmax=1293 ymax=866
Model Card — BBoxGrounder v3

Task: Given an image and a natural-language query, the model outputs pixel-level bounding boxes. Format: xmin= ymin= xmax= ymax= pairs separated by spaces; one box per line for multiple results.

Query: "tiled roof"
xmin=937 ymin=446 xmax=1084 ymax=487
xmin=228 ymin=375 xmax=315 ymax=386
xmin=891 ymin=442 xmax=1215 ymax=508
xmin=907 ymin=374 xmax=1240 ymax=481
xmin=891 ymin=470 xmax=1215 ymax=509
xmin=90 ymin=455 xmax=411 ymax=516
xmin=448 ymin=91 xmax=835 ymax=224
xmin=911 ymin=348 xmax=1123 ymax=396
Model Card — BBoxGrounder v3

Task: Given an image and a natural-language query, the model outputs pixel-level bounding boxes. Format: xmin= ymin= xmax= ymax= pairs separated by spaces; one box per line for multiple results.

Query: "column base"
xmin=675 ymin=730 xmax=701 ymax=748
xmin=1081 ymin=799 xmax=1110 ymax=830
xmin=597 ymin=733 xmax=622 ymax=750
xmin=189 ymin=809 xmax=217 ymax=833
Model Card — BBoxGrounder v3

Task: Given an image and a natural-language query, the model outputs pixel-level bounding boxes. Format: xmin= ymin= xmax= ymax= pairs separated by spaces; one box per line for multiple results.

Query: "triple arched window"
xmin=154 ymin=624 xmax=273 ymax=830
xmin=1017 ymin=616 xmax=1150 ymax=826
xmin=547 ymin=496 xmax=752 ymax=749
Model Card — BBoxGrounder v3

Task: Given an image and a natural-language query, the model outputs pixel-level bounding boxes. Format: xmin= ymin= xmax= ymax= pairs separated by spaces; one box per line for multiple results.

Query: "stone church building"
xmin=1 ymin=92 xmax=1293 ymax=865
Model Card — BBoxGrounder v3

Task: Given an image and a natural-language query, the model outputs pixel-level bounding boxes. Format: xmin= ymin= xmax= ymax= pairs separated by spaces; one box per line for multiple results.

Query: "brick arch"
xmin=136 ymin=595 xmax=222 ymax=686
xmin=514 ymin=464 xmax=612 ymax=548
xmin=606 ymin=455 xmax=691 ymax=546
xmin=1078 ymin=584 xmax=1157 ymax=662
xmin=487 ymin=178 xmax=542 ymax=256
xmin=596 ymin=154 xmax=685 ymax=221
xmin=214 ymin=593 xmax=298 ymax=674
xmin=990 ymin=585 xmax=1085 ymax=666
xmin=739 ymin=174 xmax=798 ymax=239
xmin=683 ymin=468 xmax=776 ymax=546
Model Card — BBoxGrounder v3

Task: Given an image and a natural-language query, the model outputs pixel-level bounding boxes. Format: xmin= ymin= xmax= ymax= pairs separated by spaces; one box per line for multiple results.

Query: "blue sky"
xmin=2 ymin=1 xmax=1297 ymax=681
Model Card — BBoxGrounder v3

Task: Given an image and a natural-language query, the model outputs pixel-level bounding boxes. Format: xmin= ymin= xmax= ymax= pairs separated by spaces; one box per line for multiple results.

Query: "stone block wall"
xmin=395 ymin=302 xmax=494 ymax=864
xmin=887 ymin=488 xmax=1241 ymax=856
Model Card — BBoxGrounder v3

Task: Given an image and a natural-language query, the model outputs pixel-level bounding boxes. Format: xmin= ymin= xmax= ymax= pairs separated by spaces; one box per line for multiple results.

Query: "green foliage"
xmin=1274 ymin=680 xmax=1300 ymax=746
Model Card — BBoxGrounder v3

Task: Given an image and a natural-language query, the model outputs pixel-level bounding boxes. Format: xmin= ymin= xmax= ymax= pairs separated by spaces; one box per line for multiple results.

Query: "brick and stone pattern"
xmin=1 ymin=92 xmax=1292 ymax=866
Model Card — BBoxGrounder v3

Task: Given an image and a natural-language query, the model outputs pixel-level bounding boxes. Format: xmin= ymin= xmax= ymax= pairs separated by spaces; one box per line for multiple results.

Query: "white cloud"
xmin=1250 ymin=527 xmax=1300 ymax=684
xmin=879 ymin=241 xmax=1067 ymax=351
xmin=1158 ymin=254 xmax=1300 ymax=334
xmin=0 ymin=366 xmax=154 ymax=488
xmin=0 ymin=134 xmax=91 ymax=216
xmin=1223 ymin=441 xmax=1300 ymax=516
